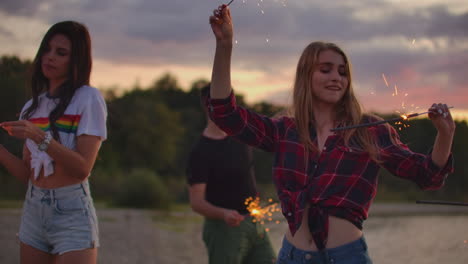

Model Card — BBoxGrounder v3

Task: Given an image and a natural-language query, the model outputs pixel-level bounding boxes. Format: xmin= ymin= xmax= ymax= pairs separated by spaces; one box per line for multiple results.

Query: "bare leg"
xmin=20 ymin=242 xmax=53 ymax=264
xmin=54 ymin=248 xmax=97 ymax=264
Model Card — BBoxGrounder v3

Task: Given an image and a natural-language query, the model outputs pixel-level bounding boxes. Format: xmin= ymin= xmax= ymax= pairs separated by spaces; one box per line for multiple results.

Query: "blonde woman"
xmin=207 ymin=5 xmax=455 ymax=264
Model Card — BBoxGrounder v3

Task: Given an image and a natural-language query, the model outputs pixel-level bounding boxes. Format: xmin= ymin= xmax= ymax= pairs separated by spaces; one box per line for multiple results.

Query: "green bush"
xmin=88 ymin=168 xmax=123 ymax=201
xmin=114 ymin=168 xmax=171 ymax=210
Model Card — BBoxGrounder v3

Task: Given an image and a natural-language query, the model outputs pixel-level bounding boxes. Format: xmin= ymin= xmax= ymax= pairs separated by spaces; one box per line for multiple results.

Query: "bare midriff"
xmin=285 ymin=205 xmax=362 ymax=251
xmin=30 ymin=164 xmax=85 ymax=189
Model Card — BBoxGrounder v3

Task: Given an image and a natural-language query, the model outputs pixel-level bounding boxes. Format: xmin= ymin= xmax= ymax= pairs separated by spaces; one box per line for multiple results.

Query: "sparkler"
xmin=226 ymin=0 xmax=235 ymax=6
xmin=245 ymin=197 xmax=281 ymax=231
xmin=330 ymin=107 xmax=454 ymax=132
xmin=416 ymin=200 xmax=468 ymax=207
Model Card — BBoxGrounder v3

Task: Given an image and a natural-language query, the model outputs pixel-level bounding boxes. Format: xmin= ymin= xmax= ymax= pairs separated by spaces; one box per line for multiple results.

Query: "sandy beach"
xmin=1 ymin=203 xmax=467 ymax=263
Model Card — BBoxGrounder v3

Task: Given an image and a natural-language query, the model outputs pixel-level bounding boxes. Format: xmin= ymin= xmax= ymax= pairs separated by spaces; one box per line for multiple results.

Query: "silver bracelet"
xmin=38 ymin=133 xmax=52 ymax=152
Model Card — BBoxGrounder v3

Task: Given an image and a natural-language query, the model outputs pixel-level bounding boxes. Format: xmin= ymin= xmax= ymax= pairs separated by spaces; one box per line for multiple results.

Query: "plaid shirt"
xmin=208 ymin=92 xmax=454 ymax=250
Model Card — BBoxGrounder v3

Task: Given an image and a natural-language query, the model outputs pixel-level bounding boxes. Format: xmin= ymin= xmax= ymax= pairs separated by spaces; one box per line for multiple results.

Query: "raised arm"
xmin=207 ymin=5 xmax=283 ymax=152
xmin=209 ymin=5 xmax=233 ymax=99
xmin=428 ymin=103 xmax=455 ymax=168
xmin=377 ymin=103 xmax=455 ymax=190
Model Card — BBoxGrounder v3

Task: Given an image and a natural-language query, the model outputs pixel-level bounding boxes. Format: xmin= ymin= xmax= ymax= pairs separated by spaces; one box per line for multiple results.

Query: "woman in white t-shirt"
xmin=0 ymin=21 xmax=106 ymax=264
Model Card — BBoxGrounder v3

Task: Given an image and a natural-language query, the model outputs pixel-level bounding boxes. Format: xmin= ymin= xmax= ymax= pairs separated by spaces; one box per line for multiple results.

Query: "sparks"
xmin=382 ymin=73 xmax=389 ymax=88
xmin=245 ymin=196 xmax=280 ymax=224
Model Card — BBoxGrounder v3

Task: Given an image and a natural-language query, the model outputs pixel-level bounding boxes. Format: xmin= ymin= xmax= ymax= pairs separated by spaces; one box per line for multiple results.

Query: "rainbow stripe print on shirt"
xmin=29 ymin=115 xmax=81 ymax=134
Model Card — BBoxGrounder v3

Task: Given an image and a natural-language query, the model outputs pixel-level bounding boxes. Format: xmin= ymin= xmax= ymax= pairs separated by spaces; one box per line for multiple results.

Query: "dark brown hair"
xmin=22 ymin=21 xmax=92 ymax=141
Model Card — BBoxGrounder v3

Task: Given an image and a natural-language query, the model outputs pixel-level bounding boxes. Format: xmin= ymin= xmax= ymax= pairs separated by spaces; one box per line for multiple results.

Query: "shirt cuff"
xmin=427 ymin=152 xmax=454 ymax=176
xmin=207 ymin=91 xmax=237 ymax=117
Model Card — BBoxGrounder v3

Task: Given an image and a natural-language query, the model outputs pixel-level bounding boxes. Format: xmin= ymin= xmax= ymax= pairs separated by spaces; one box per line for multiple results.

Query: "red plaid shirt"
xmin=208 ymin=92 xmax=454 ymax=250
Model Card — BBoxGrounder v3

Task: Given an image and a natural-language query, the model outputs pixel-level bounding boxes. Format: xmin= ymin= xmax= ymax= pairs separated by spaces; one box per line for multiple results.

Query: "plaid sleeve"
xmin=376 ymin=124 xmax=454 ymax=190
xmin=207 ymin=91 xmax=280 ymax=152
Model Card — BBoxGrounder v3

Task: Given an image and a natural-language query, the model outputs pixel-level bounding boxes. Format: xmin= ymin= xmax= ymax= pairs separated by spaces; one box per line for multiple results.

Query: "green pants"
xmin=203 ymin=217 xmax=276 ymax=264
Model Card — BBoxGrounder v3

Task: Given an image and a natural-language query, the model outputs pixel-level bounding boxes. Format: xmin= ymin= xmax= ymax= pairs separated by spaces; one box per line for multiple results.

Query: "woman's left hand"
xmin=428 ymin=103 xmax=456 ymax=136
xmin=0 ymin=120 xmax=46 ymax=143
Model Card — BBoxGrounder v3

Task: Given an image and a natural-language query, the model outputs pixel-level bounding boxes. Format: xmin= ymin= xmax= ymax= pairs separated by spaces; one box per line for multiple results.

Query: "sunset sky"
xmin=1 ymin=0 xmax=467 ymax=118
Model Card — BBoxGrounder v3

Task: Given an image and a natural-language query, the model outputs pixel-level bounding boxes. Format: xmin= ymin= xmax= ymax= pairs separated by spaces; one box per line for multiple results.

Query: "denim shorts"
xmin=18 ymin=181 xmax=99 ymax=255
xmin=277 ymin=236 xmax=373 ymax=264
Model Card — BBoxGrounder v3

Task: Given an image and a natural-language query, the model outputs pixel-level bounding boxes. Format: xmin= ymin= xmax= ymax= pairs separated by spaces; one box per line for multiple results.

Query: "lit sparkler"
xmin=245 ymin=197 xmax=281 ymax=231
xmin=330 ymin=107 xmax=454 ymax=132
xmin=227 ymin=0 xmax=235 ymax=6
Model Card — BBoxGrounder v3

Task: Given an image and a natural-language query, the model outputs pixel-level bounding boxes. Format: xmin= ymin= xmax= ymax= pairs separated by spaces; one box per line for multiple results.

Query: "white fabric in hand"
xmin=26 ymin=134 xmax=54 ymax=179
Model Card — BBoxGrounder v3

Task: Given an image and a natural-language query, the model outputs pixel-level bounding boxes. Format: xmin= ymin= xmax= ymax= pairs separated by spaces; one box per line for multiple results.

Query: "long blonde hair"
xmin=290 ymin=41 xmax=381 ymax=161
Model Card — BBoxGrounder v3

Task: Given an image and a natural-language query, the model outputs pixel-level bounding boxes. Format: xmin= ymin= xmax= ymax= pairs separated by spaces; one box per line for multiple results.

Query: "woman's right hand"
xmin=209 ymin=5 xmax=233 ymax=45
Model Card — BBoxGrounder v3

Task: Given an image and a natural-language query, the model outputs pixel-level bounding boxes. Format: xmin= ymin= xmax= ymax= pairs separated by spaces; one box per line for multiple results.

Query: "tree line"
xmin=1 ymin=55 xmax=467 ymax=209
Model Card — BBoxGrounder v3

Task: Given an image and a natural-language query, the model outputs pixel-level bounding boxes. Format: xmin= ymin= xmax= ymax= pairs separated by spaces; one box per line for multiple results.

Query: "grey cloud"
xmin=426 ymin=6 xmax=468 ymax=38
xmin=6 ymin=1 xmax=468 ymax=44
xmin=418 ymin=52 xmax=468 ymax=89
xmin=3 ymin=0 xmax=468 ymax=86
xmin=0 ymin=0 xmax=41 ymax=15
xmin=0 ymin=27 xmax=14 ymax=38
xmin=351 ymin=48 xmax=468 ymax=95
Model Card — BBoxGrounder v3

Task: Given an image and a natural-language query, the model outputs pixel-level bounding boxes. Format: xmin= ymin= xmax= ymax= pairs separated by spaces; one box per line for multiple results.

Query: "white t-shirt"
xmin=20 ymin=85 xmax=107 ymax=178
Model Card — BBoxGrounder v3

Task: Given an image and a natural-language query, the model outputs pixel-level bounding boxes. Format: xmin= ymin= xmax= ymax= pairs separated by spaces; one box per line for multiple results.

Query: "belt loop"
xmin=28 ymin=182 xmax=33 ymax=198
xmin=50 ymin=189 xmax=55 ymax=203
xmin=288 ymin=246 xmax=294 ymax=260
xmin=81 ymin=182 xmax=88 ymax=196
xmin=359 ymin=236 xmax=368 ymax=250
xmin=321 ymin=250 xmax=331 ymax=264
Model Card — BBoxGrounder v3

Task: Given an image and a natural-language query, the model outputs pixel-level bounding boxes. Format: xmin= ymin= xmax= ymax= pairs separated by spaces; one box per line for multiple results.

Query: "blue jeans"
xmin=277 ymin=236 xmax=373 ymax=264
xmin=19 ymin=181 xmax=99 ymax=255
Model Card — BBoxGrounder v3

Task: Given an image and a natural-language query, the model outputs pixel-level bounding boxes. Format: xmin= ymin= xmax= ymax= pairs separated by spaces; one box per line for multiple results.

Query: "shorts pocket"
xmin=276 ymin=246 xmax=290 ymax=264
xmin=54 ymin=196 xmax=86 ymax=214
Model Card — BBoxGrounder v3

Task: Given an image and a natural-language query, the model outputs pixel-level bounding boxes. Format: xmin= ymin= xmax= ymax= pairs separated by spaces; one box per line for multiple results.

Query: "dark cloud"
xmin=2 ymin=0 xmax=467 ymax=106
xmin=9 ymin=0 xmax=465 ymax=68
xmin=425 ymin=6 xmax=468 ymax=38
xmin=0 ymin=0 xmax=41 ymax=15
